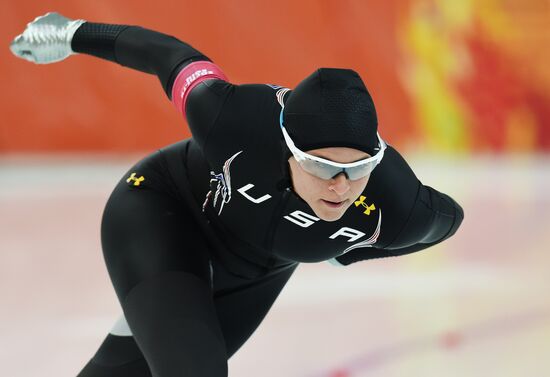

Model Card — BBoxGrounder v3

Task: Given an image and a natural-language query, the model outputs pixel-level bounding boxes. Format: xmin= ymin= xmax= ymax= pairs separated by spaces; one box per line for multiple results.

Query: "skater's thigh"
xmin=100 ymin=152 xmax=212 ymax=301
xmin=91 ymin=153 xmax=228 ymax=376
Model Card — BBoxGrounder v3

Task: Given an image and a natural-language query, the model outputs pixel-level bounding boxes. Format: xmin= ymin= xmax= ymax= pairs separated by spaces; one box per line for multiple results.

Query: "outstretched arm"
xmin=10 ymin=12 xmax=227 ymax=99
xmin=11 ymin=12 xmax=230 ymax=145
xmin=70 ymin=21 xmax=213 ymax=99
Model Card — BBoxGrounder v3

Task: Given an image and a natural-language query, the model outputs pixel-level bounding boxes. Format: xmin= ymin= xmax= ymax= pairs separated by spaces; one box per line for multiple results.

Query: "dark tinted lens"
xmin=345 ymin=161 xmax=378 ymax=180
xmin=298 ymin=157 xmax=379 ymax=180
xmin=299 ymin=159 xmax=342 ymax=179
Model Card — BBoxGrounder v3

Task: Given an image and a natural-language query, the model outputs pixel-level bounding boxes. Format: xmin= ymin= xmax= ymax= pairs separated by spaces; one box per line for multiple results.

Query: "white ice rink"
xmin=1 ymin=155 xmax=549 ymax=377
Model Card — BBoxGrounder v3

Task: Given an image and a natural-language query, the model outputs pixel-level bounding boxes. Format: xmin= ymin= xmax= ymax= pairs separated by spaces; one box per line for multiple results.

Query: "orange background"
xmin=2 ymin=0 xmax=549 ymax=153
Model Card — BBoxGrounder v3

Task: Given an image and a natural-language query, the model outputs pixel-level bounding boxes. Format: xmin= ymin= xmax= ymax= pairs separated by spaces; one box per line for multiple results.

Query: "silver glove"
xmin=9 ymin=12 xmax=86 ymax=64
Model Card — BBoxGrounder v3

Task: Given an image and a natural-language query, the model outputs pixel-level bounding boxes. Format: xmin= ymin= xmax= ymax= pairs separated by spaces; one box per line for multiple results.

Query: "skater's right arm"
xmin=70 ymin=22 xmax=227 ymax=103
xmin=70 ymin=19 xmax=232 ymax=147
xmin=10 ymin=12 xmax=231 ymax=149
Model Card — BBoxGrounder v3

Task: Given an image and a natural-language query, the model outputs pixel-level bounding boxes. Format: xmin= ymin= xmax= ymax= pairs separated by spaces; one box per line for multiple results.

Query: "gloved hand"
xmin=10 ymin=12 xmax=86 ymax=64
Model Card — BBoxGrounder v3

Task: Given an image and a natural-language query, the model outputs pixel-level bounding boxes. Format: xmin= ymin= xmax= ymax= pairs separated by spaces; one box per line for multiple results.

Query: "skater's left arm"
xmin=330 ymin=147 xmax=464 ymax=266
xmin=332 ymin=185 xmax=464 ymax=266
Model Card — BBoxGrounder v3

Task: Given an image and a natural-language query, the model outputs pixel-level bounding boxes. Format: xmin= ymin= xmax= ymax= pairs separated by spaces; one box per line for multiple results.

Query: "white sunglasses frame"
xmin=279 ymin=108 xmax=387 ymax=179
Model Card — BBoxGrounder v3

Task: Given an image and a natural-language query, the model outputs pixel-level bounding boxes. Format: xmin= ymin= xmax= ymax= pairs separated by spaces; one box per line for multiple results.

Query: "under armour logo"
xmin=354 ymin=195 xmax=376 ymax=215
xmin=126 ymin=172 xmax=145 ymax=186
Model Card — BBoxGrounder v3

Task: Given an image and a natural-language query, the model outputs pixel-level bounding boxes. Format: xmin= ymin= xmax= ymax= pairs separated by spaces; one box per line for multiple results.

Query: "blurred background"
xmin=1 ymin=1 xmax=549 ymax=376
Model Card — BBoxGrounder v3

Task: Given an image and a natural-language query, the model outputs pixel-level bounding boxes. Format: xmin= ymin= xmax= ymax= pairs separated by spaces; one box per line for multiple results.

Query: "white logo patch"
xmin=202 ymin=151 xmax=243 ymax=215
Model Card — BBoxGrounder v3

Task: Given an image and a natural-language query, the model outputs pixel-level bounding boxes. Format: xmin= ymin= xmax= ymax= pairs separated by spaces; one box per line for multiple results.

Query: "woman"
xmin=11 ymin=12 xmax=464 ymax=377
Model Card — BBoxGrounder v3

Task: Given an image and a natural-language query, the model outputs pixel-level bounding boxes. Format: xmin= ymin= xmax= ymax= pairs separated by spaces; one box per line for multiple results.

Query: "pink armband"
xmin=171 ymin=61 xmax=228 ymax=118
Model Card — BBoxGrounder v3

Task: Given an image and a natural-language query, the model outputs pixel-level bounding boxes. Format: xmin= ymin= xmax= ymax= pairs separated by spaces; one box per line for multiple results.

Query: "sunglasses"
xmin=280 ymin=109 xmax=386 ymax=180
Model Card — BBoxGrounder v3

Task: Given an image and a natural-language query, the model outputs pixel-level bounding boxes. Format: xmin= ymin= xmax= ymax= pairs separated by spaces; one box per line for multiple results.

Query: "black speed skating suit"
xmin=72 ymin=23 xmax=464 ymax=377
